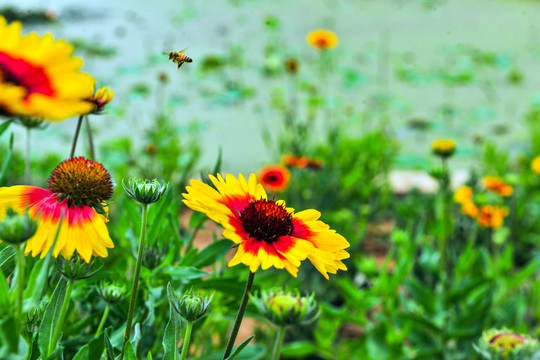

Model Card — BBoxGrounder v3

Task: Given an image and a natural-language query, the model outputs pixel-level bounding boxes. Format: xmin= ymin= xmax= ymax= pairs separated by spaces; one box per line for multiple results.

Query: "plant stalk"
xmin=222 ymin=271 xmax=255 ymax=359
xmin=95 ymin=304 xmax=110 ymax=337
xmin=25 ymin=127 xmax=31 ymax=184
xmin=179 ymin=321 xmax=194 ymax=360
xmin=14 ymin=244 xmax=25 ymax=325
xmin=120 ymin=203 xmax=149 ymax=359
xmin=69 ymin=115 xmax=84 ymax=158
xmin=271 ymin=327 xmax=286 ymax=360
xmin=84 ymin=116 xmax=96 ymax=160
xmin=49 ymin=279 xmax=75 ymax=355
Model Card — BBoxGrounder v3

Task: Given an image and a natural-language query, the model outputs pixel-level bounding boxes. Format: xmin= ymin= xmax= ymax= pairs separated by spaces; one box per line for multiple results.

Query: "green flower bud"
xmin=15 ymin=117 xmax=47 ymax=129
xmin=251 ymin=288 xmax=320 ymax=327
xmin=56 ymin=254 xmax=102 ymax=281
xmin=123 ymin=178 xmax=168 ymax=205
xmin=170 ymin=288 xmax=213 ymax=323
xmin=26 ymin=303 xmax=44 ymax=328
xmin=97 ymin=281 xmax=127 ymax=304
xmin=0 ymin=208 xmax=38 ymax=244
xmin=474 ymin=328 xmax=540 ymax=360
xmin=142 ymin=247 xmax=164 ymax=270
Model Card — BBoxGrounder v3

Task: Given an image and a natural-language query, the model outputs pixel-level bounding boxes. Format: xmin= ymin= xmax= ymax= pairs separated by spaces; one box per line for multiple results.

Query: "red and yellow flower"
xmin=482 ymin=176 xmax=513 ymax=197
xmin=0 ymin=16 xmax=95 ymax=120
xmin=0 ymin=157 xmax=114 ymax=261
xmin=477 ymin=205 xmax=508 ymax=229
xmin=258 ymin=165 xmax=290 ymax=192
xmin=182 ymin=174 xmax=349 ymax=279
xmin=306 ymin=29 xmax=339 ymax=50
xmin=87 ymin=86 xmax=114 ymax=114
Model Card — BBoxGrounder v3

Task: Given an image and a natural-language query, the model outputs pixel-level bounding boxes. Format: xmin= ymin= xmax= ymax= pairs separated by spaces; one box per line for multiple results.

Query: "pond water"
xmin=8 ymin=0 xmax=540 ymax=175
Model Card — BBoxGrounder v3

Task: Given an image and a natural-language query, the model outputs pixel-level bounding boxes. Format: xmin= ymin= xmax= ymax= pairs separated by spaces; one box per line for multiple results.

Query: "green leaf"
xmin=0 ymin=132 xmax=14 ymax=186
xmin=280 ymin=341 xmax=319 ymax=357
xmin=24 ymin=257 xmax=51 ymax=304
xmin=0 ymin=268 xmax=10 ymax=312
xmin=0 ymin=246 xmax=15 ymax=277
xmin=72 ymin=343 xmax=90 ymax=360
xmin=163 ymin=282 xmax=181 ymax=360
xmin=104 ymin=328 xmax=115 ymax=360
xmin=160 ymin=266 xmax=209 ymax=283
xmin=147 ymin=351 xmax=153 ymax=360
xmin=0 ymin=315 xmax=19 ymax=354
xmin=0 ymin=120 xmax=12 ymax=137
xmin=124 ymin=341 xmax=138 ymax=360
xmin=192 ymin=239 xmax=232 ymax=268
xmin=192 ymin=278 xmax=245 ymax=297
xmin=405 ymin=278 xmax=437 ymax=314
xmin=38 ymin=277 xmax=68 ymax=359
xmin=225 ymin=335 xmax=254 ymax=360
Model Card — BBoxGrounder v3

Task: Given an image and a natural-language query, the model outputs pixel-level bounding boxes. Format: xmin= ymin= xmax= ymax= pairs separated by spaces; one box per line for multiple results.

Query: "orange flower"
xmin=258 ymin=165 xmax=291 ymax=192
xmin=306 ymin=29 xmax=339 ymax=50
xmin=281 ymin=154 xmax=323 ymax=170
xmin=531 ymin=156 xmax=540 ymax=174
xmin=453 ymin=185 xmax=473 ymax=204
xmin=482 ymin=176 xmax=513 ymax=197
xmin=461 ymin=201 xmax=479 ymax=218
xmin=477 ymin=205 xmax=509 ymax=229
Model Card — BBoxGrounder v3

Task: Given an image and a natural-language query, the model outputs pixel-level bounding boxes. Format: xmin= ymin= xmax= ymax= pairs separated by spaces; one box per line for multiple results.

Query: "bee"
xmin=165 ymin=48 xmax=193 ymax=69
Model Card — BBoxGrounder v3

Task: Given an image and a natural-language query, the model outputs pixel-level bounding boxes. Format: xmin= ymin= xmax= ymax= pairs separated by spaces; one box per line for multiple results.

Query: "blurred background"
xmin=5 ymin=0 xmax=540 ymax=177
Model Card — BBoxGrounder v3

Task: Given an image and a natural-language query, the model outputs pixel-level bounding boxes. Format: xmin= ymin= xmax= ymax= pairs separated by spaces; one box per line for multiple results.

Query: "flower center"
xmin=0 ymin=52 xmax=55 ymax=98
xmin=239 ymin=199 xmax=293 ymax=243
xmin=48 ymin=157 xmax=113 ymax=208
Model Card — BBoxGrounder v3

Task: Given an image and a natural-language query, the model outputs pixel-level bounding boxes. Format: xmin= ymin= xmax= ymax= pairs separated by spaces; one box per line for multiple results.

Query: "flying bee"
xmin=165 ymin=48 xmax=193 ymax=69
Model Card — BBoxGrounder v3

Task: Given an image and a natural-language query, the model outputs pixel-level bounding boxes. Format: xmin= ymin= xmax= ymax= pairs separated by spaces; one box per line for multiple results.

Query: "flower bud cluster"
xmin=474 ymin=328 xmax=540 ymax=360
xmin=251 ymin=288 xmax=320 ymax=327
xmin=0 ymin=208 xmax=37 ymax=244
xmin=123 ymin=178 xmax=168 ymax=205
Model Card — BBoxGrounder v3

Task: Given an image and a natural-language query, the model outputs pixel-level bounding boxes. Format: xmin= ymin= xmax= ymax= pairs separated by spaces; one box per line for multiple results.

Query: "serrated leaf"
xmin=163 ymin=282 xmax=181 ymax=360
xmin=38 ymin=277 xmax=68 ymax=358
xmin=104 ymin=328 xmax=115 ymax=360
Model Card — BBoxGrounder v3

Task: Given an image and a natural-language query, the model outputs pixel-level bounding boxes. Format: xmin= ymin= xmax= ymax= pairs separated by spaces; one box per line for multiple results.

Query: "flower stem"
xmin=84 ymin=116 xmax=95 ymax=160
xmin=14 ymin=244 xmax=25 ymax=325
xmin=25 ymin=127 xmax=31 ymax=184
xmin=120 ymin=203 xmax=149 ymax=359
xmin=49 ymin=279 xmax=74 ymax=355
xmin=95 ymin=304 xmax=110 ymax=337
xmin=179 ymin=321 xmax=194 ymax=360
xmin=69 ymin=115 xmax=84 ymax=158
xmin=271 ymin=327 xmax=286 ymax=360
xmin=222 ymin=271 xmax=255 ymax=360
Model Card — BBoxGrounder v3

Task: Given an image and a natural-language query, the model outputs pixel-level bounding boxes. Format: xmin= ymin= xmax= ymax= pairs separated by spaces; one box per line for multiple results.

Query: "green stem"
xmin=84 ymin=116 xmax=96 ymax=160
xmin=95 ymin=304 xmax=110 ymax=337
xmin=120 ymin=203 xmax=149 ymax=360
xmin=25 ymin=127 xmax=31 ymax=184
xmin=69 ymin=115 xmax=84 ymax=158
xmin=179 ymin=321 xmax=194 ymax=360
xmin=14 ymin=244 xmax=25 ymax=325
xmin=222 ymin=271 xmax=255 ymax=359
xmin=49 ymin=279 xmax=74 ymax=354
xmin=271 ymin=327 xmax=286 ymax=360
xmin=185 ymin=216 xmax=205 ymax=253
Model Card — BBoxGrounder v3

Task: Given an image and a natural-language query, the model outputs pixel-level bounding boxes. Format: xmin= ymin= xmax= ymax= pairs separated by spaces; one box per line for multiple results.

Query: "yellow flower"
xmin=0 ymin=16 xmax=95 ymax=120
xmin=477 ymin=205 xmax=508 ymax=229
xmin=482 ymin=176 xmax=513 ymax=197
xmin=87 ymin=86 xmax=114 ymax=114
xmin=306 ymin=29 xmax=339 ymax=50
xmin=531 ymin=156 xmax=540 ymax=174
xmin=453 ymin=185 xmax=473 ymax=204
xmin=0 ymin=157 xmax=114 ymax=261
xmin=182 ymin=174 xmax=350 ymax=279
xmin=431 ymin=139 xmax=456 ymax=158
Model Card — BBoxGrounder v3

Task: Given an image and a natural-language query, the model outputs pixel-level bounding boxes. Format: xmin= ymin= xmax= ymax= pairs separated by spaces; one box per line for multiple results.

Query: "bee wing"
xmin=178 ymin=47 xmax=188 ymax=54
